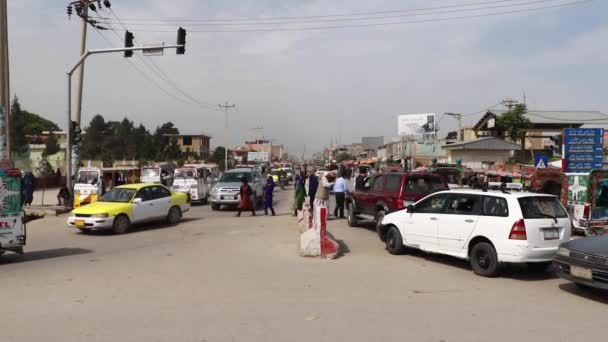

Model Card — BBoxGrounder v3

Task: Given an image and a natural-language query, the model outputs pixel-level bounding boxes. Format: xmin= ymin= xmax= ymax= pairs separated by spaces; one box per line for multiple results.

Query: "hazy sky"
xmin=7 ymin=0 xmax=608 ymax=157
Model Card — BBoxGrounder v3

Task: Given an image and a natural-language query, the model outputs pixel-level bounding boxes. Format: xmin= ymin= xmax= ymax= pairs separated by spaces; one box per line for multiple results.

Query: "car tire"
xmin=112 ymin=214 xmax=131 ymax=234
xmin=470 ymin=242 xmax=500 ymax=277
xmin=347 ymin=203 xmax=358 ymax=227
xmin=527 ymin=262 xmax=552 ymax=273
xmin=211 ymin=203 xmax=220 ymax=211
xmin=385 ymin=226 xmax=406 ymax=255
xmin=375 ymin=210 xmax=387 ymax=241
xmin=167 ymin=206 xmax=182 ymax=225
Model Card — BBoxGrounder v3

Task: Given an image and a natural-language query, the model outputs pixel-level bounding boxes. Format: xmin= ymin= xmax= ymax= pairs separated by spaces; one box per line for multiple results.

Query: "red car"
xmin=347 ymin=172 xmax=449 ymax=240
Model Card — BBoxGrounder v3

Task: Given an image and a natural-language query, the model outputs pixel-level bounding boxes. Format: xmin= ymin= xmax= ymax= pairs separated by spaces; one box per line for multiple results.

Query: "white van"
xmin=173 ymin=165 xmax=210 ymax=203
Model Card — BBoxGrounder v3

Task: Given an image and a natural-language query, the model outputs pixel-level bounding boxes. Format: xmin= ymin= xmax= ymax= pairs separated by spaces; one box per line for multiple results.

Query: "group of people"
xmin=235 ymin=174 xmax=277 ymax=217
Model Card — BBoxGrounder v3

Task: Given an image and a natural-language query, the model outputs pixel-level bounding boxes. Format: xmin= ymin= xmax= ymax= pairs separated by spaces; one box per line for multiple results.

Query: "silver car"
xmin=209 ymin=168 xmax=265 ymax=210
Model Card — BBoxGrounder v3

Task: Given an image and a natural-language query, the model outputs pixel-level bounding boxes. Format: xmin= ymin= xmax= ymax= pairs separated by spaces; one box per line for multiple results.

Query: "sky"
xmin=6 ymin=0 xmax=608 ymax=158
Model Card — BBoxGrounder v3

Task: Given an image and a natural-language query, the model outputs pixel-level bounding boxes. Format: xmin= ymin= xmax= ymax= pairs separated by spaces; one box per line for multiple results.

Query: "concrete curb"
xmin=298 ymin=205 xmax=341 ymax=259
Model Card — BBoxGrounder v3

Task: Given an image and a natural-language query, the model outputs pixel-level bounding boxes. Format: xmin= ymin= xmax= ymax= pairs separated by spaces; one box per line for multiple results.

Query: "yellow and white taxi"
xmin=67 ymin=183 xmax=190 ymax=234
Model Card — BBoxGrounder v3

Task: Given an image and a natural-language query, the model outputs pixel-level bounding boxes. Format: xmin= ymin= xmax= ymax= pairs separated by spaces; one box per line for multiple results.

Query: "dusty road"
xmin=1 ymin=187 xmax=606 ymax=342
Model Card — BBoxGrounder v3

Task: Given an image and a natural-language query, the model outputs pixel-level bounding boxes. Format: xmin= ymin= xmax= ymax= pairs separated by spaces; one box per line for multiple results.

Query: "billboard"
xmin=398 ymin=113 xmax=436 ymax=139
xmin=247 ymin=152 xmax=270 ymax=162
xmin=563 ymin=128 xmax=604 ymax=173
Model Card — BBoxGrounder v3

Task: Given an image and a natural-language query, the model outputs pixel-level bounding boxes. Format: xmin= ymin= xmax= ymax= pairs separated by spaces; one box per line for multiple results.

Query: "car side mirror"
xmin=133 ymin=198 xmax=143 ymax=204
xmin=407 ymin=204 xmax=415 ymax=213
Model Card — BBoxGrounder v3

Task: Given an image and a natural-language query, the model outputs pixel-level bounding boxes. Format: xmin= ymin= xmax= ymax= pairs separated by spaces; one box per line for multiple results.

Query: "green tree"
xmin=80 ymin=114 xmax=109 ymax=161
xmin=496 ymin=104 xmax=530 ymax=147
xmin=336 ymin=152 xmax=355 ymax=162
xmin=10 ymin=95 xmax=60 ymax=156
xmin=44 ymin=132 xmax=60 ymax=157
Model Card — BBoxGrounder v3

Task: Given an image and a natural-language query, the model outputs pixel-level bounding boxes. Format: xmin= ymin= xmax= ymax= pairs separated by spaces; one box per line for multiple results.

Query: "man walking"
xmin=308 ymin=168 xmax=319 ymax=210
xmin=263 ymin=174 xmax=276 ymax=216
xmin=333 ymin=172 xmax=348 ymax=219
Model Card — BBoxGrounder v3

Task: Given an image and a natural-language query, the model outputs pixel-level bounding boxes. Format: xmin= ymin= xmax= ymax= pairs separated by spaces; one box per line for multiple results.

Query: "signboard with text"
xmin=564 ymin=128 xmax=604 ymax=173
xmin=398 ymin=113 xmax=436 ymax=140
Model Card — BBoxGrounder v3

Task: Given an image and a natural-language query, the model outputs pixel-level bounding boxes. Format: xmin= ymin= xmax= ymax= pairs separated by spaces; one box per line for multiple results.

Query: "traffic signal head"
xmin=176 ymin=27 xmax=186 ymax=55
xmin=124 ymin=30 xmax=134 ymax=58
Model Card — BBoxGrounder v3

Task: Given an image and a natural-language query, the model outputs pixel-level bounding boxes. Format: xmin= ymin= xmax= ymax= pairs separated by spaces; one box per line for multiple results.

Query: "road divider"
xmin=299 ymin=201 xmax=340 ymax=259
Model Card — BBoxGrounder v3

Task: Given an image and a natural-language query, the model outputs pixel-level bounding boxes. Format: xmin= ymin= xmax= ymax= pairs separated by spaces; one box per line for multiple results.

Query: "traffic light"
xmin=549 ymin=134 xmax=562 ymax=157
xmin=176 ymin=27 xmax=186 ymax=55
xmin=70 ymin=121 xmax=82 ymax=145
xmin=124 ymin=30 xmax=134 ymax=58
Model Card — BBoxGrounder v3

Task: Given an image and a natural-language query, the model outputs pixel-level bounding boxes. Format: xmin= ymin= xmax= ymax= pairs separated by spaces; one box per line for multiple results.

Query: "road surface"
xmin=1 ymin=187 xmax=606 ymax=342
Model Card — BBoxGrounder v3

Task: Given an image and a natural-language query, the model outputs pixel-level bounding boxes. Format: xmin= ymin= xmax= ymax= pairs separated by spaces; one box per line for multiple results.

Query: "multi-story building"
xmin=165 ymin=133 xmax=212 ymax=160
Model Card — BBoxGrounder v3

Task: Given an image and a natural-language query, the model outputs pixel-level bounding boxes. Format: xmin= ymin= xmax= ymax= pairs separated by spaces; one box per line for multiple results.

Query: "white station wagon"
xmin=380 ymin=189 xmax=572 ymax=277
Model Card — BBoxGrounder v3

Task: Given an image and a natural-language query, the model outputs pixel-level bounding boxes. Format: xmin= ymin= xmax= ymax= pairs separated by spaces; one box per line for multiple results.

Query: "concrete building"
xmin=442 ymin=137 xmax=520 ymax=170
xmin=165 ymin=133 xmax=211 ymax=160
xmin=362 ymin=136 xmax=384 ymax=151
xmin=271 ymin=145 xmax=284 ymax=161
xmin=245 ymin=140 xmax=272 ymax=154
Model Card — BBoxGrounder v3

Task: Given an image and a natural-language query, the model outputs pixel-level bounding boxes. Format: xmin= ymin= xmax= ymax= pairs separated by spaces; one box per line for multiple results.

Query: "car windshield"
xmin=175 ymin=169 xmax=196 ymax=178
xmin=76 ymin=171 xmax=99 ymax=185
xmin=220 ymin=172 xmax=252 ymax=183
xmin=518 ymin=196 xmax=568 ymax=219
xmin=99 ymin=188 xmax=136 ymax=203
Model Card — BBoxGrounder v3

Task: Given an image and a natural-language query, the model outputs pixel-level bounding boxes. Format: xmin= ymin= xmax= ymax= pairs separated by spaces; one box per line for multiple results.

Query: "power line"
xmin=93 ymin=0 xmax=545 ymax=22
xmin=96 ymin=0 xmax=566 ymax=27
xmin=104 ymin=8 xmax=217 ymax=110
xmin=110 ymin=0 xmax=590 ymax=33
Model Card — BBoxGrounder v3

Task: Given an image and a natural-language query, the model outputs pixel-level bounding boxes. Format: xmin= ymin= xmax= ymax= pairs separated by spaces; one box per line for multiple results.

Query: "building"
xmin=245 ymin=139 xmax=272 ymax=154
xmin=442 ymin=137 xmax=521 ymax=170
xmin=271 ymin=145 xmax=284 ymax=161
xmin=362 ymin=136 xmax=384 ymax=151
xmin=165 ymin=133 xmax=212 ymax=160
xmin=16 ymin=131 xmax=68 ymax=174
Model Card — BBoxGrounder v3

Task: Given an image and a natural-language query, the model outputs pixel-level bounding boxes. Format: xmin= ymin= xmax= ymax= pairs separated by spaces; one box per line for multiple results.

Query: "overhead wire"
xmin=96 ymin=0 xmax=567 ymax=27
xmin=104 ymin=7 xmax=218 ymax=110
xmin=104 ymin=0 xmax=591 ymax=33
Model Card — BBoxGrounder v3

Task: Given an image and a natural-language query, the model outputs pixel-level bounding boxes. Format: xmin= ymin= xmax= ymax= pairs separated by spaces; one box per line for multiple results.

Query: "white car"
xmin=380 ymin=189 xmax=572 ymax=277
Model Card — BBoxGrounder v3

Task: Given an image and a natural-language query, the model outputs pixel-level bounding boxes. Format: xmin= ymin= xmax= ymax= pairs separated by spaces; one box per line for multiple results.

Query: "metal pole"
xmin=224 ymin=103 xmax=228 ymax=171
xmin=0 ymin=0 xmax=10 ymax=162
xmin=66 ymin=74 xmax=72 ymax=191
xmin=75 ymin=0 xmax=88 ymax=126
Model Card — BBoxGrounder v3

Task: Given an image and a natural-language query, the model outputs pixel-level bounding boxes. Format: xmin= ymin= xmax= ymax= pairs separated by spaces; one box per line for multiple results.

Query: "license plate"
xmin=571 ymin=266 xmax=593 ymax=280
xmin=543 ymin=228 xmax=559 ymax=240
xmin=75 ymin=220 xmax=85 ymax=228
xmin=222 ymin=196 xmax=235 ymax=200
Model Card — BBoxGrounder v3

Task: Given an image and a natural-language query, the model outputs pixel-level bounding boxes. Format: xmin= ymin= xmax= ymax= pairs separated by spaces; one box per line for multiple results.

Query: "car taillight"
xmin=395 ymin=198 xmax=404 ymax=210
xmin=509 ymin=219 xmax=527 ymax=240
xmin=583 ymin=204 xmax=590 ymax=219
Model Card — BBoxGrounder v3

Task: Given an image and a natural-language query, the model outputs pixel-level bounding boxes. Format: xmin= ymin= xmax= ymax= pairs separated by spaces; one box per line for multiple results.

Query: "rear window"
xmin=482 ymin=196 xmax=509 ymax=217
xmin=518 ymin=196 xmax=568 ymax=219
xmin=385 ymin=174 xmax=402 ymax=193
xmin=405 ymin=176 xmax=447 ymax=194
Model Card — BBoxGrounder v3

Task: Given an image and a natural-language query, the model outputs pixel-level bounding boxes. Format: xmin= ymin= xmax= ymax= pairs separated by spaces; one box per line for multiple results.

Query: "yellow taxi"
xmin=67 ymin=183 xmax=190 ymax=234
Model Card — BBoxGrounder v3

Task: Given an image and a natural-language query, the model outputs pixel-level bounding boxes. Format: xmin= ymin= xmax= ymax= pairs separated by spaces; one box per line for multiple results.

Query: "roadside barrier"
xmin=299 ymin=200 xmax=340 ymax=259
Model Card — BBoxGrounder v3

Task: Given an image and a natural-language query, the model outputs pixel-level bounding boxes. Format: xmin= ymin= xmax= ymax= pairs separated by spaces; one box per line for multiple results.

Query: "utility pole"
xmin=0 ymin=0 xmax=10 ymax=162
xmin=218 ymin=102 xmax=235 ymax=171
xmin=502 ymin=97 xmax=519 ymax=110
xmin=444 ymin=113 xmax=463 ymax=141
xmin=75 ymin=0 xmax=89 ymax=127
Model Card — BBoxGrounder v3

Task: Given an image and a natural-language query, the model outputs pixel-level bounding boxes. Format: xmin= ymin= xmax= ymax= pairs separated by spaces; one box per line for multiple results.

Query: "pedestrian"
xmin=263 ymin=174 xmax=276 ymax=216
xmin=22 ymin=172 xmax=35 ymax=206
xmin=355 ymin=168 xmax=368 ymax=191
xmin=308 ymin=168 xmax=319 ymax=210
xmin=57 ymin=183 xmax=70 ymax=206
xmin=293 ymin=172 xmax=307 ymax=216
xmin=333 ymin=172 xmax=348 ymax=219
xmin=236 ymin=178 xmax=256 ymax=217
xmin=315 ymin=172 xmax=335 ymax=209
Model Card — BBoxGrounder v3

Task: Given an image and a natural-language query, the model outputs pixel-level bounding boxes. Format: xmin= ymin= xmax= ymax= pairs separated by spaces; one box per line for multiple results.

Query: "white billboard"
xmin=247 ymin=152 xmax=270 ymax=162
xmin=398 ymin=113 xmax=436 ymax=139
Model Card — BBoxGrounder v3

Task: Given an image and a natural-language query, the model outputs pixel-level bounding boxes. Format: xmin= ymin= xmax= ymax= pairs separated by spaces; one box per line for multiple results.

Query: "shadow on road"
xmin=78 ymin=217 xmax=203 ymax=236
xmin=0 ymin=248 xmax=92 ymax=265
xmin=327 ymin=231 xmax=351 ymax=257
xmin=558 ymin=283 xmax=608 ymax=304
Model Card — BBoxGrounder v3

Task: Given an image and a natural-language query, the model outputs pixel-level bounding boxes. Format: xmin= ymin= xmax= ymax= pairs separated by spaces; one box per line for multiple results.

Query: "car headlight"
xmin=211 ymin=188 xmax=219 ymax=195
xmin=91 ymin=213 xmax=109 ymax=218
xmin=557 ymin=247 xmax=570 ymax=257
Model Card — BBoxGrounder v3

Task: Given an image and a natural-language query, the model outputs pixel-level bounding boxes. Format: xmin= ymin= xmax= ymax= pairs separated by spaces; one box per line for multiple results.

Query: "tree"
xmin=336 ymin=152 xmax=354 ymax=162
xmin=496 ymin=104 xmax=530 ymax=147
xmin=44 ymin=132 xmax=60 ymax=157
xmin=80 ymin=114 xmax=109 ymax=161
xmin=209 ymin=146 xmax=227 ymax=170
xmin=10 ymin=95 xmax=60 ymax=156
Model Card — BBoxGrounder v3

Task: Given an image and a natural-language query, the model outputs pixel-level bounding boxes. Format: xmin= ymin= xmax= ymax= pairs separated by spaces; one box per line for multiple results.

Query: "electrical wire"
xmin=93 ymin=0 xmax=545 ymax=22
xmin=104 ymin=8 xmax=218 ymax=110
xmin=96 ymin=0 xmax=567 ymax=27
xmin=107 ymin=0 xmax=590 ymax=33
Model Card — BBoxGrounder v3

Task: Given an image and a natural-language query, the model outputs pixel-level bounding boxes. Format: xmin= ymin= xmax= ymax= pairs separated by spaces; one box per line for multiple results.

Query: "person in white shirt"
xmin=333 ymin=172 xmax=348 ymax=219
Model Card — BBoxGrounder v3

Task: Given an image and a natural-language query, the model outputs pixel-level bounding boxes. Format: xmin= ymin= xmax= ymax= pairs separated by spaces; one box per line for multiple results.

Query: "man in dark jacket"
xmin=355 ymin=168 xmax=368 ymax=191
xmin=308 ymin=169 xmax=319 ymax=210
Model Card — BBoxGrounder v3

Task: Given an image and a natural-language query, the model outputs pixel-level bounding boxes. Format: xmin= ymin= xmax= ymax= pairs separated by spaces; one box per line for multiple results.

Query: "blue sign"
xmin=564 ymin=128 xmax=605 ymax=173
xmin=534 ymin=155 xmax=549 ymax=169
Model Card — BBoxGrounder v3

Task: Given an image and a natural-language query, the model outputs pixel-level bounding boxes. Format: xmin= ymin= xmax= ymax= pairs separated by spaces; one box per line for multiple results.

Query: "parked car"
xmin=347 ymin=172 xmax=449 ymax=240
xmin=209 ymin=168 xmax=265 ymax=210
xmin=67 ymin=183 xmax=190 ymax=234
xmin=553 ymin=235 xmax=608 ymax=290
xmin=380 ymin=189 xmax=572 ymax=277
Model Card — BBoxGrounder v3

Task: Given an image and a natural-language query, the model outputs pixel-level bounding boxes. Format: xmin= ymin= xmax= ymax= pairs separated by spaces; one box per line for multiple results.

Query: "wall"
xmin=447 ymin=150 xmax=514 ymax=169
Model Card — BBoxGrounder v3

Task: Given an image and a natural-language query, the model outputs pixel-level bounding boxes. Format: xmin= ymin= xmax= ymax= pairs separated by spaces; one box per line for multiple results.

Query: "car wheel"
xmin=112 ymin=214 xmax=131 ymax=234
xmin=167 ymin=206 xmax=182 ymax=225
xmin=385 ymin=226 xmax=406 ymax=255
xmin=527 ymin=262 xmax=552 ymax=273
xmin=211 ymin=203 xmax=220 ymax=211
xmin=375 ymin=210 xmax=387 ymax=241
xmin=470 ymin=242 xmax=500 ymax=277
xmin=347 ymin=203 xmax=358 ymax=227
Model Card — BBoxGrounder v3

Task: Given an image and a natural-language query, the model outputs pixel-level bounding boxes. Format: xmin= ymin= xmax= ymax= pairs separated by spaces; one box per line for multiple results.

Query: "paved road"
xmin=1 ymin=187 xmax=606 ymax=342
